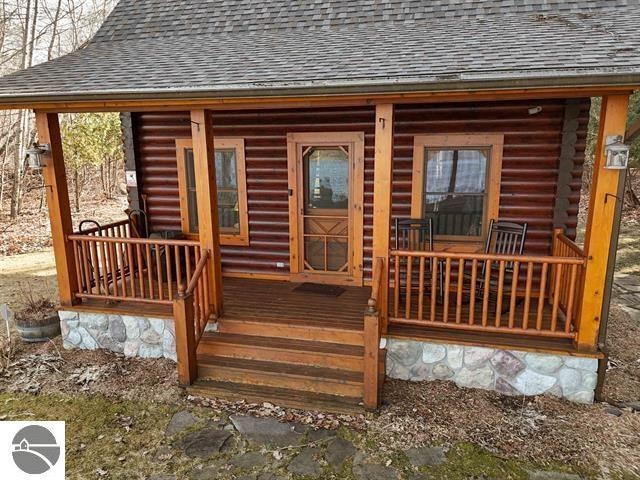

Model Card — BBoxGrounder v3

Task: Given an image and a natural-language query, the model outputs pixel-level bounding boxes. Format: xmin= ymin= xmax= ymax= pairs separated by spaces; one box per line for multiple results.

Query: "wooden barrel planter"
xmin=15 ymin=313 xmax=61 ymax=343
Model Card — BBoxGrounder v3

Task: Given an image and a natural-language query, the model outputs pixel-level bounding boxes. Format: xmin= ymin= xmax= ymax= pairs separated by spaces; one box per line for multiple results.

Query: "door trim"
xmin=287 ymin=132 xmax=365 ymax=286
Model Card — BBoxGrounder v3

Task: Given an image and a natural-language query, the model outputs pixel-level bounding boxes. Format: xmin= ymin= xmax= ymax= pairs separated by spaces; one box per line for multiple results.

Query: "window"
xmin=176 ymin=138 xmax=249 ymax=246
xmin=411 ymin=134 xmax=503 ymax=243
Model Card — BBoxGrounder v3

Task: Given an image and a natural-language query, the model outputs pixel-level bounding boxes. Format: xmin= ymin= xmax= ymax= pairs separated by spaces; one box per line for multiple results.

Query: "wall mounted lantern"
xmin=604 ymin=135 xmax=630 ymax=170
xmin=25 ymin=143 xmax=51 ymax=170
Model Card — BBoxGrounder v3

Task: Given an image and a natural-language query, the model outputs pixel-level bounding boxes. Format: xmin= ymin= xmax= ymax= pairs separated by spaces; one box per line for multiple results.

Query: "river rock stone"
xmin=108 ymin=316 xmax=127 ymax=343
xmin=527 ymin=470 xmax=582 ymax=480
xmin=122 ymin=316 xmax=141 ymax=339
xmin=353 ymin=463 xmax=400 ymax=480
xmin=139 ymin=342 xmax=163 ymax=358
xmin=490 ymin=351 xmax=525 ymax=378
xmin=78 ymin=327 xmax=98 ymax=349
xmin=230 ymin=415 xmax=305 ymax=447
xmin=563 ymin=356 xmax=598 ymax=372
xmin=150 ymin=318 xmax=165 ymax=335
xmin=432 ymin=363 xmax=454 ymax=379
xmin=446 ymin=345 xmax=464 ymax=369
xmin=388 ymin=340 xmax=422 ymax=367
xmin=409 ymin=362 xmax=431 ymax=380
xmin=124 ymin=340 xmax=140 ymax=357
xmin=178 ymin=427 xmax=232 ymax=458
xmin=141 ymin=328 xmax=162 ymax=345
xmin=509 ymin=370 xmax=556 ymax=396
xmin=558 ymin=368 xmax=582 ymax=395
xmin=230 ymin=452 xmax=268 ymax=470
xmin=456 ymin=366 xmax=494 ymax=389
xmin=463 ymin=346 xmax=494 ymax=369
xmin=66 ymin=329 xmax=82 ymax=346
xmin=325 ymin=438 xmax=356 ymax=471
xmin=422 ymin=344 xmax=446 ymax=363
xmin=525 ymin=353 xmax=563 ymax=374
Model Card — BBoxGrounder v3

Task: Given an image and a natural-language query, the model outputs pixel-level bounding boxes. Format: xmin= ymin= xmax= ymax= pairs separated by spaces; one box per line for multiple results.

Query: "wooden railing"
xmin=551 ymin=229 xmax=586 ymax=330
xmin=389 ymin=245 xmax=586 ymax=339
xmin=68 ymin=224 xmax=202 ymax=305
xmin=174 ymin=250 xmax=212 ymax=385
xmin=363 ymin=257 xmax=385 ymax=410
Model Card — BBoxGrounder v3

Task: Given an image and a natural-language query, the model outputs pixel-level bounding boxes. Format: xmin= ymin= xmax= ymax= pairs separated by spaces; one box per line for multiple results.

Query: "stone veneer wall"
xmin=385 ymin=339 xmax=598 ymax=403
xmin=59 ymin=310 xmax=177 ymax=361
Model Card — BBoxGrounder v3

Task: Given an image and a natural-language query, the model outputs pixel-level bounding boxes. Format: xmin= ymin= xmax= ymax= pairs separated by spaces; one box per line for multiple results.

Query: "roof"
xmin=1 ymin=0 xmax=640 ymax=105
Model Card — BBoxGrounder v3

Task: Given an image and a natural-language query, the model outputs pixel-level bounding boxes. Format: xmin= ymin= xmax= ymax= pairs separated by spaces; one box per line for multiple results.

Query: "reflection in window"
xmin=184 ymin=148 xmax=240 ymax=234
xmin=423 ymin=148 xmax=488 ymax=237
xmin=304 ymin=147 xmax=349 ymax=212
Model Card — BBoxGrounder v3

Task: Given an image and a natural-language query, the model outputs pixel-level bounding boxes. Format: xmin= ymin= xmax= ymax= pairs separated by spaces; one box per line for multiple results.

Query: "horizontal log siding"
xmin=392 ymin=99 xmax=590 ymax=257
xmin=132 ymin=108 xmax=376 ymax=276
xmin=131 ymin=99 xmax=588 ymax=280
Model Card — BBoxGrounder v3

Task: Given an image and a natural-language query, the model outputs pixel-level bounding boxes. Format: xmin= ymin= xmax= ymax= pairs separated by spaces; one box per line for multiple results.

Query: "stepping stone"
xmin=230 ymin=414 xmax=305 ymax=447
xmin=528 ymin=471 xmax=582 ymax=480
xmin=257 ymin=473 xmax=287 ymax=480
xmin=165 ymin=410 xmax=198 ymax=436
xmin=307 ymin=428 xmax=337 ymax=442
xmin=604 ymin=406 xmax=623 ymax=417
xmin=287 ymin=447 xmax=322 ymax=477
xmin=178 ymin=427 xmax=232 ymax=459
xmin=406 ymin=446 xmax=447 ymax=467
xmin=148 ymin=475 xmax=177 ymax=480
xmin=353 ymin=463 xmax=400 ymax=480
xmin=325 ymin=438 xmax=356 ymax=471
xmin=230 ymin=452 xmax=268 ymax=470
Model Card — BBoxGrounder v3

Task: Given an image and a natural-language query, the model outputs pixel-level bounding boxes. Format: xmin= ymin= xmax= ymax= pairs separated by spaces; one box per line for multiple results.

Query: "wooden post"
xmin=173 ymin=292 xmax=197 ymax=385
xmin=577 ymin=94 xmax=630 ymax=351
xmin=363 ymin=303 xmax=381 ymax=410
xmin=35 ymin=112 xmax=78 ymax=306
xmin=190 ymin=109 xmax=223 ymax=317
xmin=371 ymin=104 xmax=394 ymax=331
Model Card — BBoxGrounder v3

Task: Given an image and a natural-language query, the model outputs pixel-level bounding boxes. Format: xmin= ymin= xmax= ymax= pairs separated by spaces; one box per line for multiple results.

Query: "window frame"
xmin=410 ymin=134 xmax=504 ymax=248
xmin=175 ymin=137 xmax=249 ymax=246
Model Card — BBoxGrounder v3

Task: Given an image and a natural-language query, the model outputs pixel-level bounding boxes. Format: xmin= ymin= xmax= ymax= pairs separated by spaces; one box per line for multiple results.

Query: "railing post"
xmin=35 ymin=112 xmax=79 ymax=306
xmin=173 ymin=290 xmax=197 ymax=386
xmin=372 ymin=104 xmax=394 ymax=333
xmin=577 ymin=94 xmax=630 ymax=351
xmin=363 ymin=300 xmax=381 ymax=411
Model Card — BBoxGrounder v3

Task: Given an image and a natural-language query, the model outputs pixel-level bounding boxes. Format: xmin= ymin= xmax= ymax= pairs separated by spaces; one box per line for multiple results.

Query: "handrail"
xmin=68 ymin=233 xmax=199 ymax=247
xmin=389 ymin=249 xmax=586 ymax=266
xmin=555 ymin=232 xmax=585 ymax=257
xmin=73 ymin=218 xmax=130 ymax=235
xmin=367 ymin=257 xmax=384 ymax=314
xmin=183 ymin=250 xmax=210 ymax=296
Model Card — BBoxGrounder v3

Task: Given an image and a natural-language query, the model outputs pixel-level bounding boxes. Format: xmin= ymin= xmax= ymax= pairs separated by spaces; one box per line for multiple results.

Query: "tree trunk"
xmin=74 ymin=168 xmax=80 ymax=212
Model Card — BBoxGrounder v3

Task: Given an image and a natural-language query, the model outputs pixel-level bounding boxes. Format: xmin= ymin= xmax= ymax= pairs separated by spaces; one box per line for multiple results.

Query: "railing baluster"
xmin=127 ymin=243 xmax=136 ymax=297
xmin=523 ymin=261 xmax=533 ymax=330
xmin=108 ymin=241 xmax=118 ymax=297
xmin=443 ymin=258 xmax=451 ymax=323
xmin=89 ymin=240 xmax=101 ymax=295
xmin=166 ymin=244 xmax=174 ymax=301
xmin=508 ymin=261 xmax=520 ymax=329
xmin=550 ymin=263 xmax=563 ymax=332
xmin=469 ymin=259 xmax=477 ymax=326
xmin=565 ymin=264 xmax=578 ymax=333
xmin=418 ymin=256 xmax=425 ymax=321
xmin=155 ymin=244 xmax=164 ymax=301
xmin=482 ymin=259 xmax=491 ymax=327
xmin=144 ymin=244 xmax=152 ymax=299
xmin=98 ymin=239 xmax=110 ymax=294
xmin=393 ymin=254 xmax=400 ymax=318
xmin=405 ymin=255 xmax=413 ymax=319
xmin=455 ymin=258 xmax=464 ymax=324
xmin=495 ymin=260 xmax=506 ymax=328
xmin=430 ymin=257 xmax=437 ymax=322
xmin=536 ymin=263 xmax=549 ymax=331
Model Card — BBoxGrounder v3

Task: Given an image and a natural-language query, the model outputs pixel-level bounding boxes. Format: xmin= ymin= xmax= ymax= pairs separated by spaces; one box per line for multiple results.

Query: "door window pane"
xmin=424 ymin=148 xmax=488 ymax=237
xmin=304 ymin=148 xmax=349 ymax=212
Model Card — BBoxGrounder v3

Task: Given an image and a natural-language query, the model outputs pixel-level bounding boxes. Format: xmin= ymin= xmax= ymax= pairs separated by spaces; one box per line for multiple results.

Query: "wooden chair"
xmin=476 ymin=219 xmax=528 ymax=307
xmin=394 ymin=218 xmax=434 ymax=315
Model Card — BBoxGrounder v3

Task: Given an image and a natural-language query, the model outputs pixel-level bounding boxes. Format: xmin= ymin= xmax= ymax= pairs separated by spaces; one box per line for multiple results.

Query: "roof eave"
xmin=1 ymin=73 xmax=639 ymax=109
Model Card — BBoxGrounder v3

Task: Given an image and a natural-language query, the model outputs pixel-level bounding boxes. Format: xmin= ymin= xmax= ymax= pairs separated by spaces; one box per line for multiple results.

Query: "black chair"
xmin=476 ymin=219 xmax=528 ymax=306
xmin=394 ymin=218 xmax=434 ymax=251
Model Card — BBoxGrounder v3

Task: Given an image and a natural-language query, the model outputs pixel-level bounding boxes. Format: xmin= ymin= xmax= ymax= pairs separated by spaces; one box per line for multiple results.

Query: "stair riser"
xmin=198 ymin=364 xmax=363 ymax=397
xmin=218 ymin=320 xmax=364 ymax=346
xmin=198 ymin=343 xmax=364 ymax=372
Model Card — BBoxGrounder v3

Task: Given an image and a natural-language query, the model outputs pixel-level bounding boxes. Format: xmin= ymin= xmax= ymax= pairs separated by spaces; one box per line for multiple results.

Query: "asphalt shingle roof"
xmin=1 ymin=0 xmax=639 ymax=104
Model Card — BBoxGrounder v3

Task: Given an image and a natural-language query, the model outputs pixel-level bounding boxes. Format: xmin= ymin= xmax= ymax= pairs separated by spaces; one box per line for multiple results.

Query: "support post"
xmin=371 ymin=104 xmax=394 ymax=332
xmin=577 ymin=94 xmax=630 ymax=351
xmin=173 ymin=292 xmax=197 ymax=385
xmin=363 ymin=306 xmax=381 ymax=410
xmin=35 ymin=112 xmax=78 ymax=306
xmin=190 ymin=109 xmax=223 ymax=317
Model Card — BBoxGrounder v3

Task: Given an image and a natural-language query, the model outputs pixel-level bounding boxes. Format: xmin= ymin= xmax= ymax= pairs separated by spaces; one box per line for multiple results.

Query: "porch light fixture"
xmin=25 ymin=143 xmax=51 ymax=170
xmin=604 ymin=135 xmax=630 ymax=170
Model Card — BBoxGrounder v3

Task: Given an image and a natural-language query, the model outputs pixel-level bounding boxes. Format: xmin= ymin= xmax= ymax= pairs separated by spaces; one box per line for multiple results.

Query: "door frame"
xmin=286 ymin=132 xmax=365 ymax=286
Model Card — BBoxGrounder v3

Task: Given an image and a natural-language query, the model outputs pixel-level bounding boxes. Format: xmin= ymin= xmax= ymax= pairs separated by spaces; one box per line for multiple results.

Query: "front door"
xmin=287 ymin=132 xmax=365 ymax=285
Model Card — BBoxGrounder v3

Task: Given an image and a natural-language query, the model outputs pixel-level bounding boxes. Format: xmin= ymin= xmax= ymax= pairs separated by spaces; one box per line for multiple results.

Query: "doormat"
xmin=292 ymin=282 xmax=346 ymax=297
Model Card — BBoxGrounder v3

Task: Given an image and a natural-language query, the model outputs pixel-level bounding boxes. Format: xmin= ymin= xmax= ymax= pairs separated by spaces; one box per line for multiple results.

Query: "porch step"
xmin=187 ymin=379 xmax=363 ymax=414
xmin=198 ymin=332 xmax=364 ymax=371
xmin=197 ymin=355 xmax=364 ymax=398
xmin=217 ymin=316 xmax=364 ymax=346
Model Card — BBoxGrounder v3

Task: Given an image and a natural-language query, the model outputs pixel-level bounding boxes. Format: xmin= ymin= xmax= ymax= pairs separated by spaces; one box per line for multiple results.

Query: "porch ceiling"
xmin=1 ymin=0 xmax=640 ymax=106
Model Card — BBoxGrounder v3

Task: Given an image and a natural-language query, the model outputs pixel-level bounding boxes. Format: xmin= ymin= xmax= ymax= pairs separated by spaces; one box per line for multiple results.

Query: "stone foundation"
xmin=385 ymin=339 xmax=598 ymax=403
xmin=59 ymin=310 xmax=177 ymax=361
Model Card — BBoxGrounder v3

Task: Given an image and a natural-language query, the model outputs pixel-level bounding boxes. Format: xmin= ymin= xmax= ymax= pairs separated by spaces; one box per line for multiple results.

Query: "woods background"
xmin=0 ymin=0 xmax=638 ymax=256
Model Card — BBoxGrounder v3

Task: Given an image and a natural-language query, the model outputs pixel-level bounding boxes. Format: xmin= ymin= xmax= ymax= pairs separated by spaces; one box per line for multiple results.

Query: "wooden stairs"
xmin=187 ymin=315 xmax=371 ymax=413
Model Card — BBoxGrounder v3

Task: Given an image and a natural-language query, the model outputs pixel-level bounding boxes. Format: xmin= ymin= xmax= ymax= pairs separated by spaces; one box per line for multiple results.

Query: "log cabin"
xmin=0 ymin=0 xmax=639 ymax=411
